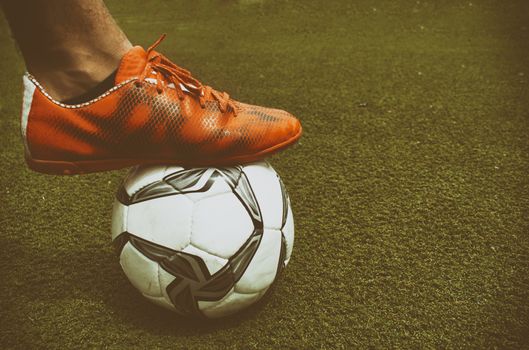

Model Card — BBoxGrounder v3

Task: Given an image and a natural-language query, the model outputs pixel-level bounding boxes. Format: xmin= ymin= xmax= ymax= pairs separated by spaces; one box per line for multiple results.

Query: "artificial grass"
xmin=1 ymin=0 xmax=529 ymax=348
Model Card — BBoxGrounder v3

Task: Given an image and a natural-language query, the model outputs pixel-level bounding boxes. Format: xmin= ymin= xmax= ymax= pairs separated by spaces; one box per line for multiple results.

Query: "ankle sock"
xmin=62 ymin=70 xmax=117 ymax=105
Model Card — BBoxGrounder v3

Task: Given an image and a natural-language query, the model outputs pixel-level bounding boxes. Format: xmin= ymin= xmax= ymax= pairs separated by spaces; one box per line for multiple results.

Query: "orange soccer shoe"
xmin=21 ymin=35 xmax=302 ymax=175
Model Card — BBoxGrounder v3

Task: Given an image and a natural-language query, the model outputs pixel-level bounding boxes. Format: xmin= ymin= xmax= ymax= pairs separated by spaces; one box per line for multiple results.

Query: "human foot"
xmin=21 ymin=35 xmax=302 ymax=175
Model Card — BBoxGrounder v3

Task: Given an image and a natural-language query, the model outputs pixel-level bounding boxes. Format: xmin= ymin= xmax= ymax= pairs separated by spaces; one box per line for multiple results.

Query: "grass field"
xmin=1 ymin=0 xmax=529 ymax=348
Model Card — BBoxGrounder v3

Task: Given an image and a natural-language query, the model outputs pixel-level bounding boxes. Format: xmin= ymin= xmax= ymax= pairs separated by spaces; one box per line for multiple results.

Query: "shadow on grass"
xmin=106 ymin=282 xmax=281 ymax=336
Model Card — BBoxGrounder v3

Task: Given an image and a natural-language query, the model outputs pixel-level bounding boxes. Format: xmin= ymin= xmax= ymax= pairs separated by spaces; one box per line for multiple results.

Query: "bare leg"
xmin=1 ymin=0 xmax=132 ymax=101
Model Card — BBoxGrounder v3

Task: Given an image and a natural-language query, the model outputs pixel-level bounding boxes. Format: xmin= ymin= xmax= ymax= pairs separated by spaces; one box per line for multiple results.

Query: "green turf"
xmin=1 ymin=0 xmax=529 ymax=348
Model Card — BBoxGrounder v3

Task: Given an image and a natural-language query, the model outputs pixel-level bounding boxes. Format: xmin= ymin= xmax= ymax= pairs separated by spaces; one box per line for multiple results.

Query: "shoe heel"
xmin=25 ymin=156 xmax=82 ymax=175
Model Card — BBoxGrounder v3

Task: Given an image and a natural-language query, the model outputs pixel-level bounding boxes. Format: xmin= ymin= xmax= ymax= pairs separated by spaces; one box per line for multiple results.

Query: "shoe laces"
xmin=136 ymin=34 xmax=238 ymax=115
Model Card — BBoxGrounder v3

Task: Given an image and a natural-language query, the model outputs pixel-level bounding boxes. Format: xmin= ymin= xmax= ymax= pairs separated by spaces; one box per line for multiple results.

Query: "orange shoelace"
xmin=136 ymin=34 xmax=238 ymax=115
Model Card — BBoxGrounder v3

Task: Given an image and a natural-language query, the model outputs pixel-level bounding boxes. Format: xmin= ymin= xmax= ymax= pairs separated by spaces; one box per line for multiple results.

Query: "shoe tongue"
xmin=115 ymin=46 xmax=148 ymax=84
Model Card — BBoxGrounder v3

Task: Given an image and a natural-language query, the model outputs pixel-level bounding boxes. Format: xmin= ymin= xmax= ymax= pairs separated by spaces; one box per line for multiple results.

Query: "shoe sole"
xmin=26 ymin=127 xmax=302 ymax=175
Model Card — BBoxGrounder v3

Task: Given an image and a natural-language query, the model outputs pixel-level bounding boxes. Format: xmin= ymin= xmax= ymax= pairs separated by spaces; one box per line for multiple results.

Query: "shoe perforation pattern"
xmin=28 ymin=78 xmax=298 ymax=162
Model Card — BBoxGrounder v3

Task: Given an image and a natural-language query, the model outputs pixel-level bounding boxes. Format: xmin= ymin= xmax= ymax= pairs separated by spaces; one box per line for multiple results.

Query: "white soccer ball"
xmin=111 ymin=161 xmax=294 ymax=318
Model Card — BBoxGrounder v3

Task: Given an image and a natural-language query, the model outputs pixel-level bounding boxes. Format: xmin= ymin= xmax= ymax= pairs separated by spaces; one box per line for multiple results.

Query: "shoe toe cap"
xmin=259 ymin=109 xmax=302 ymax=152
xmin=274 ymin=109 xmax=302 ymax=142
xmin=287 ymin=113 xmax=302 ymax=138
xmin=231 ymin=104 xmax=301 ymax=156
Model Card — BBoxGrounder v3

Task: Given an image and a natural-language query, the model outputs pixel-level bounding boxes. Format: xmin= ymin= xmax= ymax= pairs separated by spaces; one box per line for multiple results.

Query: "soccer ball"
xmin=111 ymin=161 xmax=294 ymax=318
